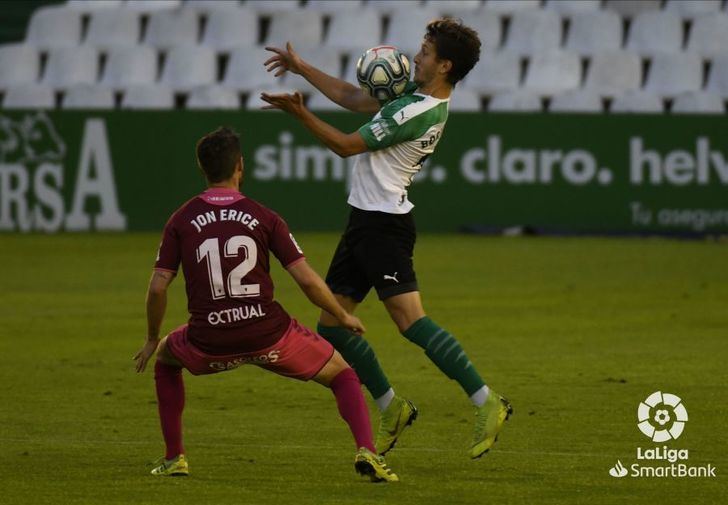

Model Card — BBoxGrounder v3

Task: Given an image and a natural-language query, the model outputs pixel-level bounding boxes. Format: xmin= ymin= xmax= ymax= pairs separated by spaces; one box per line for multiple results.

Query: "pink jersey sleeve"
xmin=154 ymin=218 xmax=181 ymax=272
xmin=270 ymin=214 xmax=305 ymax=268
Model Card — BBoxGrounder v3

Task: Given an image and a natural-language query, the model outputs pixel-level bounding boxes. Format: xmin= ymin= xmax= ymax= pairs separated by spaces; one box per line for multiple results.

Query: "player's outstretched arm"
xmin=286 ymin=260 xmax=366 ymax=335
xmin=134 ymin=270 xmax=175 ymax=372
xmin=261 ymin=91 xmax=368 ymax=158
xmin=264 ymin=42 xmax=380 ymax=114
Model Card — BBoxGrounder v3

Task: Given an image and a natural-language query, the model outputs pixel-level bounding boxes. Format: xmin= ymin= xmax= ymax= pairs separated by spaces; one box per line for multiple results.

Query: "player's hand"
xmin=260 ymin=91 xmax=305 ymax=116
xmin=264 ymin=41 xmax=304 ymax=77
xmin=340 ymin=314 xmax=366 ymax=336
xmin=133 ymin=339 xmax=159 ymax=373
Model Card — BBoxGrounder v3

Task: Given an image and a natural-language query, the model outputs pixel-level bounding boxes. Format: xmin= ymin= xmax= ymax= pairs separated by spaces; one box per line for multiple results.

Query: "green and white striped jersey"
xmin=351 ymin=84 xmax=449 ymax=214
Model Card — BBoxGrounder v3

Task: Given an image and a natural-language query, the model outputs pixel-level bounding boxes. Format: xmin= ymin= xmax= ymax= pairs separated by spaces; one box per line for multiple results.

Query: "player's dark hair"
xmin=195 ymin=126 xmax=241 ymax=183
xmin=425 ymin=18 xmax=481 ymax=85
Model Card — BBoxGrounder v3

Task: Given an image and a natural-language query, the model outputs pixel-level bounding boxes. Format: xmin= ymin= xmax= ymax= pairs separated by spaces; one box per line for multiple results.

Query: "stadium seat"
xmin=465 ymin=11 xmax=502 ymax=52
xmin=366 ymin=0 xmax=422 ymax=13
xmin=160 ymin=46 xmax=217 ymax=92
xmin=125 ymin=0 xmax=181 ymax=12
xmin=671 ymin=91 xmax=725 ymax=114
xmin=245 ymin=87 xmax=299 ymax=110
xmin=307 ymin=0 xmax=364 ymax=13
xmin=246 ymin=0 xmax=301 ymax=14
xmin=307 ymin=93 xmax=348 ymax=111
xmin=326 ymin=9 xmax=382 ymax=52
xmin=503 ymin=10 xmax=561 ymax=56
xmin=187 ymin=85 xmax=240 ymax=109
xmin=664 ymin=0 xmax=722 ymax=20
xmin=66 ymin=0 xmax=123 ymax=11
xmin=644 ymin=53 xmax=702 ymax=97
xmin=224 ymin=46 xmax=284 ymax=91
xmin=266 ymin=10 xmax=324 ymax=49
xmin=488 ymin=91 xmax=541 ymax=112
xmin=42 ymin=47 xmax=99 ymax=90
xmin=565 ymin=11 xmax=623 ymax=56
xmin=2 ymin=85 xmax=55 ymax=109
xmin=604 ymin=0 xmax=662 ymax=19
xmin=286 ymin=47 xmax=344 ymax=93
xmin=543 ymin=0 xmax=601 ymax=16
xmin=383 ymin=9 xmax=442 ymax=57
xmin=483 ymin=0 xmax=540 ymax=14
xmin=121 ymin=85 xmax=175 ymax=109
xmin=523 ymin=50 xmax=581 ymax=95
xmin=706 ymin=55 xmax=728 ymax=98
xmin=461 ymin=50 xmax=520 ymax=94
xmin=183 ymin=0 xmax=242 ymax=14
xmin=101 ymin=46 xmax=158 ymax=89
xmin=626 ymin=11 xmax=683 ymax=56
xmin=611 ymin=90 xmax=663 ymax=112
xmin=144 ymin=9 xmax=199 ymax=50
xmin=84 ymin=9 xmax=141 ymax=50
xmin=448 ymin=89 xmax=482 ymax=111
xmin=201 ymin=7 xmax=258 ymax=51
xmin=25 ymin=6 xmax=82 ymax=50
xmin=0 ymin=44 xmax=40 ymax=90
xmin=62 ymin=84 xmax=115 ymax=109
xmin=549 ymin=90 xmax=603 ymax=112
xmin=583 ymin=51 xmax=641 ymax=96
xmin=686 ymin=15 xmax=728 ymax=59
xmin=424 ymin=0 xmax=483 ymax=15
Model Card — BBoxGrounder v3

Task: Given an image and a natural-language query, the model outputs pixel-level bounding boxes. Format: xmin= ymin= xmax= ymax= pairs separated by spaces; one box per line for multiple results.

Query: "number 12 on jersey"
xmin=196 ymin=235 xmax=260 ymax=300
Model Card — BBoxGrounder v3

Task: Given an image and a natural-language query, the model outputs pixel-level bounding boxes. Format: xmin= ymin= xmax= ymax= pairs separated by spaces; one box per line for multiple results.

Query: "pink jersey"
xmin=154 ymin=187 xmax=305 ymax=354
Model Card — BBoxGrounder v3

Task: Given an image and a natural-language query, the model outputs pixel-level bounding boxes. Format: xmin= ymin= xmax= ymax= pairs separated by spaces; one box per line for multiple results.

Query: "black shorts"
xmin=325 ymin=206 xmax=418 ymax=302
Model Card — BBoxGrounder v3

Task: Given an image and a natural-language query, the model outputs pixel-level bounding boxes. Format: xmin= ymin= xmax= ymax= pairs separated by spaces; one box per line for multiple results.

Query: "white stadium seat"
xmin=544 ymin=0 xmax=601 ymax=16
xmin=66 ymin=0 xmax=124 ymax=11
xmin=706 ymin=55 xmax=728 ymax=98
xmin=160 ymin=46 xmax=217 ymax=92
xmin=366 ymin=1 xmax=422 ymax=13
xmin=644 ymin=53 xmax=703 ymax=97
xmin=626 ymin=11 xmax=683 ymax=56
xmin=523 ymin=50 xmax=581 ymax=95
xmin=84 ymin=9 xmax=141 ymax=50
xmin=611 ymin=90 xmax=663 ymax=112
xmin=583 ymin=51 xmax=642 ymax=96
xmin=25 ymin=6 xmax=82 ymax=50
xmin=604 ymin=0 xmax=662 ymax=19
xmin=686 ymin=15 xmax=728 ymax=59
xmin=201 ymin=7 xmax=258 ymax=51
xmin=187 ymin=85 xmax=240 ymax=109
xmin=466 ymin=12 xmax=502 ymax=52
xmin=664 ymin=0 xmax=722 ymax=20
xmin=424 ymin=0 xmax=483 ymax=15
xmin=125 ymin=0 xmax=181 ymax=12
xmin=549 ymin=90 xmax=603 ymax=112
xmin=144 ymin=9 xmax=199 ymax=50
xmin=483 ymin=0 xmax=540 ymax=14
xmin=286 ymin=47 xmax=345 ymax=93
xmin=383 ymin=9 xmax=441 ymax=58
xmin=224 ymin=46 xmax=284 ymax=92
xmin=62 ymin=84 xmax=115 ymax=109
xmin=246 ymin=0 xmax=301 ymax=14
xmin=2 ymin=85 xmax=55 ymax=109
xmin=245 ymin=87 xmax=298 ymax=110
xmin=266 ymin=10 xmax=325 ymax=49
xmin=326 ymin=9 xmax=382 ymax=52
xmin=565 ymin=11 xmax=623 ymax=56
xmin=448 ymin=89 xmax=482 ymax=111
xmin=42 ymin=47 xmax=99 ymax=90
xmin=489 ymin=91 xmax=541 ymax=112
xmin=307 ymin=93 xmax=348 ymax=111
xmin=671 ymin=91 xmax=724 ymax=114
xmin=307 ymin=0 xmax=365 ymax=13
xmin=504 ymin=10 xmax=561 ymax=56
xmin=462 ymin=50 xmax=520 ymax=94
xmin=121 ymin=85 xmax=175 ymax=109
xmin=0 ymin=44 xmax=40 ymax=89
xmin=101 ymin=46 xmax=158 ymax=89
xmin=183 ymin=1 xmax=242 ymax=14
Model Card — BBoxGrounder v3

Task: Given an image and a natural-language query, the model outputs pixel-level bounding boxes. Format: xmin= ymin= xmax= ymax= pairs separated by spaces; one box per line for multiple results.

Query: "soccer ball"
xmin=356 ymin=46 xmax=411 ymax=102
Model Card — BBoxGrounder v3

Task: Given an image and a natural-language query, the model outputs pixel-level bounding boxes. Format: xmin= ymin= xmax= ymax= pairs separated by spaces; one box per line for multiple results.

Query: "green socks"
xmin=402 ymin=316 xmax=486 ymax=396
xmin=316 ymin=324 xmax=392 ymax=399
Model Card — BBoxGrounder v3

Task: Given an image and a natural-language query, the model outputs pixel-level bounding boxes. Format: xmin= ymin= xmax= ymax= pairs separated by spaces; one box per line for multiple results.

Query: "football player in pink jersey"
xmin=133 ymin=127 xmax=397 ymax=482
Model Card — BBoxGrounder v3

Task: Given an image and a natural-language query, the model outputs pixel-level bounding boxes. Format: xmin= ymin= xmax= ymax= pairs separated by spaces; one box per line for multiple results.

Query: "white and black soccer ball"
xmin=356 ymin=46 xmax=411 ymax=102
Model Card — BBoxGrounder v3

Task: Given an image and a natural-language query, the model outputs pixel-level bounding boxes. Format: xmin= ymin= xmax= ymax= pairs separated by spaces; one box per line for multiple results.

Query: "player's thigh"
xmin=383 ymin=290 xmax=426 ymax=333
xmin=312 ymin=350 xmax=349 ymax=387
xmin=319 ymin=293 xmax=360 ymax=326
xmin=354 ymin=227 xmax=418 ymax=303
xmin=323 ymin=225 xmax=373 ymax=307
xmin=157 ymin=335 xmax=183 ymax=367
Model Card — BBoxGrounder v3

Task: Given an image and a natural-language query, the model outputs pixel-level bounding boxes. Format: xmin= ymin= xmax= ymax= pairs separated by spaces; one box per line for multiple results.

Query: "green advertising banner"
xmin=0 ymin=110 xmax=726 ymax=234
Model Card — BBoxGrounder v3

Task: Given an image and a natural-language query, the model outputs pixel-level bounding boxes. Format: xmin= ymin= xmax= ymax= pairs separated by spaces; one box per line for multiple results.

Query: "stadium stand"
xmin=121 ymin=84 xmax=174 ymax=109
xmin=461 ymin=50 xmax=521 ymax=94
xmin=125 ymin=0 xmax=181 ymax=12
xmin=611 ymin=90 xmax=664 ymax=112
xmin=671 ymin=91 xmax=725 ymax=113
xmin=604 ymin=0 xmax=662 ymax=19
xmin=0 ymin=44 xmax=39 ymax=90
xmin=464 ymin=12 xmax=502 ymax=53
xmin=307 ymin=93 xmax=348 ymax=111
xmin=583 ymin=51 xmax=642 ymax=96
xmin=523 ymin=50 xmax=582 ymax=95
xmin=186 ymin=85 xmax=240 ymax=109
xmin=706 ymin=55 xmax=728 ymax=98
xmin=448 ymin=89 xmax=482 ymax=111
xmin=544 ymin=0 xmax=602 ymax=16
xmin=42 ymin=47 xmax=99 ymax=90
xmin=644 ymin=53 xmax=703 ymax=98
xmin=182 ymin=0 xmax=242 ymax=15
xmin=101 ymin=46 xmax=158 ymax=90
xmin=200 ymin=7 xmax=258 ymax=51
xmin=144 ymin=9 xmax=199 ymax=50
xmin=626 ymin=11 xmax=684 ymax=56
xmin=384 ymin=8 xmax=442 ymax=57
xmin=549 ymin=90 xmax=604 ymax=112
xmin=2 ymin=84 xmax=56 ymax=109
xmin=84 ymin=9 xmax=141 ymax=49
xmin=483 ymin=0 xmax=541 ymax=14
xmin=489 ymin=91 xmax=542 ymax=112
xmin=686 ymin=15 xmax=728 ymax=59
xmin=503 ymin=10 xmax=561 ymax=56
xmin=160 ymin=45 xmax=216 ymax=92
xmin=25 ymin=5 xmax=83 ymax=50
xmin=565 ymin=11 xmax=622 ymax=56
xmin=664 ymin=0 xmax=723 ymax=19
xmin=307 ymin=0 xmax=365 ymax=13
xmin=326 ymin=9 xmax=382 ymax=52
xmin=266 ymin=10 xmax=325 ymax=48
xmin=62 ymin=84 xmax=116 ymax=109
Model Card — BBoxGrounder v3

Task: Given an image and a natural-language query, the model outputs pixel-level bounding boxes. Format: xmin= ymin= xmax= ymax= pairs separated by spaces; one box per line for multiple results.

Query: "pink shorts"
xmin=164 ymin=319 xmax=335 ymax=381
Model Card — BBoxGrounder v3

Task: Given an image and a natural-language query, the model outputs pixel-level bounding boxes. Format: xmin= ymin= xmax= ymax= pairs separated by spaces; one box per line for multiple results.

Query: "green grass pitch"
xmin=0 ymin=233 xmax=726 ymax=504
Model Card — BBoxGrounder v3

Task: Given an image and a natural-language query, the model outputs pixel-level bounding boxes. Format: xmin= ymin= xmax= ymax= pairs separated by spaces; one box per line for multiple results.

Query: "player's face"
xmin=413 ymin=39 xmax=448 ymax=86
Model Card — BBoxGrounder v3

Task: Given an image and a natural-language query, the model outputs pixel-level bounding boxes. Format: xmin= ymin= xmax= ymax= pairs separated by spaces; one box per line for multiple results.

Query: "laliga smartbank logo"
xmin=608 ymin=391 xmax=716 ymax=479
